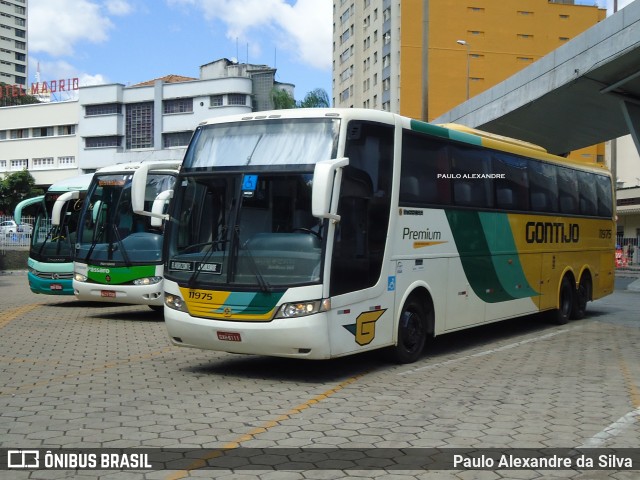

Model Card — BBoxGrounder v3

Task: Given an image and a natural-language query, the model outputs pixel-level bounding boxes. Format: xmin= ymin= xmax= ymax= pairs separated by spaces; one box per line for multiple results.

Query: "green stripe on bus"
xmin=445 ymin=210 xmax=535 ymax=303
xmin=478 ymin=212 xmax=539 ymax=299
xmin=86 ymin=264 xmax=157 ymax=285
xmin=410 ymin=119 xmax=483 ymax=146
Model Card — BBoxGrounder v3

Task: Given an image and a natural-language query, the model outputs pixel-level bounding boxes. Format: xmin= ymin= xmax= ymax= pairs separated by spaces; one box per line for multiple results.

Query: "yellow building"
xmin=332 ymin=0 xmax=606 ymax=162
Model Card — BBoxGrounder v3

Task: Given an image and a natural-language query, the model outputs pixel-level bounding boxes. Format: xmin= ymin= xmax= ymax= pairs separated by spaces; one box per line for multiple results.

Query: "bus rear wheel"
xmin=389 ymin=297 xmax=429 ymax=364
xmin=571 ymin=277 xmax=591 ymax=320
xmin=552 ymin=276 xmax=574 ymax=325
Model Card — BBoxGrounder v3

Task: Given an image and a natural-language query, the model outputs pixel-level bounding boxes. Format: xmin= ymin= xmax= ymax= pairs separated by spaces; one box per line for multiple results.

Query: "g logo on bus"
xmin=343 ymin=309 xmax=386 ymax=346
xmin=223 ymin=307 xmax=233 ymax=317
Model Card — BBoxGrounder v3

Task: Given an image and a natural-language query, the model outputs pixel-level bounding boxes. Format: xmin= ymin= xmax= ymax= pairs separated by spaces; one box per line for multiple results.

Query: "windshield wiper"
xmin=187 ymin=229 xmax=228 ymax=289
xmin=241 ymin=234 xmax=271 ymax=293
xmin=110 ymin=224 xmax=131 ymax=265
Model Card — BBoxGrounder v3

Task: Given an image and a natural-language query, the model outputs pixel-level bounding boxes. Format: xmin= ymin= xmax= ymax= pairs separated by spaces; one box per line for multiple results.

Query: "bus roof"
xmin=92 ymin=160 xmax=182 ymax=175
xmin=47 ymin=173 xmax=95 ymax=193
xmin=195 ymin=108 xmax=610 ymax=175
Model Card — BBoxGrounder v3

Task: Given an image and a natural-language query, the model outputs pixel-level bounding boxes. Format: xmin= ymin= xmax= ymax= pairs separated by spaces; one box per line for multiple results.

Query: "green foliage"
xmin=0 ymin=170 xmax=44 ymax=215
xmin=271 ymin=87 xmax=331 ymax=110
xmin=0 ymin=82 xmax=41 ymax=107
xmin=297 ymin=88 xmax=330 ymax=108
xmin=271 ymin=88 xmax=297 ymax=110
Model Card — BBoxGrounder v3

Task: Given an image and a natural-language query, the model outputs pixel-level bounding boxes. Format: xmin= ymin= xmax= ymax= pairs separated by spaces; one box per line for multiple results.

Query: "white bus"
xmin=73 ymin=161 xmax=180 ymax=309
xmin=139 ymin=109 xmax=615 ymax=363
xmin=15 ymin=174 xmax=94 ymax=295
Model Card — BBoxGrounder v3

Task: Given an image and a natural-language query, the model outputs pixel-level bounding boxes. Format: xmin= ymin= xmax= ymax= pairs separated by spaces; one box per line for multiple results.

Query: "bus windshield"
xmin=166 ymin=172 xmax=322 ymax=290
xmin=31 ymin=192 xmax=83 ymax=262
xmin=77 ymin=173 xmax=176 ymax=265
xmin=183 ymin=118 xmax=339 ymax=170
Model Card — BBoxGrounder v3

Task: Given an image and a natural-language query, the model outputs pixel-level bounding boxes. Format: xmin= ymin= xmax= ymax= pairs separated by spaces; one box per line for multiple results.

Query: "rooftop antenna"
xmin=246 ymin=43 xmax=249 ymax=64
xmin=236 ymin=37 xmax=239 ymax=63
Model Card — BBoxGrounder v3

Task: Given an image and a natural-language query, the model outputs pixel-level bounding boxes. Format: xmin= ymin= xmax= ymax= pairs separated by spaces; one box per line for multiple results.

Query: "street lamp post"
xmin=456 ymin=40 xmax=471 ymax=100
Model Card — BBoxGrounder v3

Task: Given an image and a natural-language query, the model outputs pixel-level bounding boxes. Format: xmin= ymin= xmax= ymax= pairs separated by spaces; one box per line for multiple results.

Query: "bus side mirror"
xmin=312 ymin=157 xmax=349 ymax=222
xmin=150 ymin=190 xmax=173 ymax=228
xmin=132 ymin=161 xmax=180 ymax=221
xmin=52 ymin=191 xmax=80 ymax=226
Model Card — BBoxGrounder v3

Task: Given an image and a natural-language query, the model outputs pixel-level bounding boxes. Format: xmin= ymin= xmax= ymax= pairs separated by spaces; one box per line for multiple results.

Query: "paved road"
xmin=0 ymin=272 xmax=638 ymax=479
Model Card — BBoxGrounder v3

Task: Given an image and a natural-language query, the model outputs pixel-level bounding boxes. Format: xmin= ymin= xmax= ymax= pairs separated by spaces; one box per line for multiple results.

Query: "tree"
xmin=271 ymin=87 xmax=331 ymax=110
xmin=271 ymin=88 xmax=296 ymax=110
xmin=298 ymin=88 xmax=330 ymax=108
xmin=0 ymin=82 xmax=41 ymax=107
xmin=0 ymin=170 xmax=44 ymax=215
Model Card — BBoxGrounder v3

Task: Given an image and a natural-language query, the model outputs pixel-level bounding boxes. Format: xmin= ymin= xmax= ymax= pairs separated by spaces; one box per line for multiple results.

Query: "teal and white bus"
xmin=15 ymin=174 xmax=93 ymax=295
xmin=139 ymin=109 xmax=614 ymax=363
xmin=73 ymin=161 xmax=180 ymax=309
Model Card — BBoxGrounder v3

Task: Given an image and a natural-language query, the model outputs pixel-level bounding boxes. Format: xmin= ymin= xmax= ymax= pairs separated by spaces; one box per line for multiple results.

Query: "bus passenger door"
xmin=326 ymin=120 xmax=396 ymax=356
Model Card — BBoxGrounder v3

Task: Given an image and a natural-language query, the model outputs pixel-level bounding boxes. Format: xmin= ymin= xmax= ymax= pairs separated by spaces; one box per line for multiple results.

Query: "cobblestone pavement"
xmin=0 ymin=272 xmax=638 ymax=479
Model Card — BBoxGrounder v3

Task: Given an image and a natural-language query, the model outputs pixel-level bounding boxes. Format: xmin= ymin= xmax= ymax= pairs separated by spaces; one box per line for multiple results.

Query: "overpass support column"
xmin=621 ymin=100 xmax=640 ymax=155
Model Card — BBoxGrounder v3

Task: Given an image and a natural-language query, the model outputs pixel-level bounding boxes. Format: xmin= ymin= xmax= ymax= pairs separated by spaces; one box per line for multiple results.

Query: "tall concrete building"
xmin=0 ymin=0 xmax=27 ymax=87
xmin=332 ymin=0 xmax=605 ymax=160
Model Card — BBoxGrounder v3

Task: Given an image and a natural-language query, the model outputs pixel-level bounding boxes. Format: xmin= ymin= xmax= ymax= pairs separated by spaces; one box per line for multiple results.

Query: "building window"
xmin=340 ymin=88 xmax=350 ymax=102
xmin=559 ymin=36 xmax=570 ymax=42
xmin=32 ymin=127 xmax=54 ymax=138
xmin=32 ymin=157 xmax=55 ymax=169
xmin=14 ymin=40 xmax=25 ymax=50
xmin=85 ymin=136 xmax=121 ymax=148
xmin=228 ymin=94 xmax=247 ymax=106
xmin=210 ymin=95 xmax=223 ymax=107
xmin=58 ymin=125 xmax=76 ymax=136
xmin=163 ymin=131 xmax=193 ymax=148
xmin=10 ymin=159 xmax=27 ymax=170
xmin=15 ymin=64 xmax=25 ymax=73
xmin=126 ymin=102 xmax=154 ymax=149
xmin=85 ymin=103 xmax=121 ymax=116
xmin=15 ymin=52 xmax=25 ymax=61
xmin=163 ymin=98 xmax=193 ymax=114
xmin=468 ymin=7 xmax=484 ymax=13
xmin=559 ymin=14 xmax=570 ymax=19
xmin=517 ymin=57 xmax=534 ymax=63
xmin=10 ymin=128 xmax=28 ymax=139
xmin=0 ymin=130 xmax=6 ymax=140
xmin=0 ymin=160 xmax=6 ymax=169
xmin=58 ymin=156 xmax=76 ymax=166
xmin=15 ymin=28 xmax=25 ymax=38
xmin=517 ymin=34 xmax=534 ymax=40
xmin=518 ymin=11 xmax=533 ymax=16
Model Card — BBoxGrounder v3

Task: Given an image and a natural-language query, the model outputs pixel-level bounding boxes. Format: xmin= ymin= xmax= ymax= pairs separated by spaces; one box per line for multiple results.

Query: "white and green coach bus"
xmin=134 ymin=109 xmax=615 ymax=363
xmin=14 ymin=174 xmax=94 ymax=295
xmin=73 ymin=161 xmax=180 ymax=309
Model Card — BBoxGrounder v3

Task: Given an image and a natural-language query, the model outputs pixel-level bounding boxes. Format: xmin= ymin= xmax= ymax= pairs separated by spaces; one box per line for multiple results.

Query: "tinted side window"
xmin=557 ymin=166 xmax=579 ymax=215
xmin=450 ymin=145 xmax=493 ymax=208
xmin=595 ymin=174 xmax=613 ymax=218
xmin=529 ymin=162 xmax=558 ymax=213
xmin=578 ymin=171 xmax=597 ymax=216
xmin=492 ymin=153 xmax=529 ymax=210
xmin=400 ymin=131 xmax=451 ymax=205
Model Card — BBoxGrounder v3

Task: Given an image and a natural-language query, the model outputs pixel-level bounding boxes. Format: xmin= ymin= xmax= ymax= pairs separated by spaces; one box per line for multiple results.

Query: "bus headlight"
xmin=275 ymin=299 xmax=330 ymax=319
xmin=133 ymin=276 xmax=163 ymax=286
xmin=165 ymin=293 xmax=187 ymax=312
xmin=74 ymin=273 xmax=87 ymax=282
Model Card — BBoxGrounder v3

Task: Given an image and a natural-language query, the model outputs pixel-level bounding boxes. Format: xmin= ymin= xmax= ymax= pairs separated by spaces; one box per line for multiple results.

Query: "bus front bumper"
xmin=73 ymin=280 xmax=164 ymax=306
xmin=164 ymin=309 xmax=331 ymax=360
xmin=28 ymin=273 xmax=74 ymax=295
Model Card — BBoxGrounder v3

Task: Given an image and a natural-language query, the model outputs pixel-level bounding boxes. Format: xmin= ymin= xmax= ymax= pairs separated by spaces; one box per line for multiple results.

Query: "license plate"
xmin=217 ymin=331 xmax=241 ymax=342
xmin=50 ymin=284 xmax=63 ymax=291
xmin=101 ymin=290 xmax=116 ymax=298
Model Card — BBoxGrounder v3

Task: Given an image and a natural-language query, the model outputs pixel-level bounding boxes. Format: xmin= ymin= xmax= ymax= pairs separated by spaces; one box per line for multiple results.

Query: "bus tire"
xmin=552 ymin=276 xmax=574 ymax=325
xmin=571 ymin=277 xmax=590 ymax=320
xmin=388 ymin=296 xmax=429 ymax=364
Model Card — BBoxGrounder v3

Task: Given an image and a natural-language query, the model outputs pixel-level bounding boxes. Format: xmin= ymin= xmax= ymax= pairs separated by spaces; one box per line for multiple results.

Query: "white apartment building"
xmin=0 ymin=58 xmax=293 ymax=186
xmin=0 ymin=0 xmax=27 ymax=87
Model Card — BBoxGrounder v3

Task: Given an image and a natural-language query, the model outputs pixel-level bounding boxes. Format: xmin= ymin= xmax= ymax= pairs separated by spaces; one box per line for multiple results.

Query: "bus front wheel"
xmin=552 ymin=276 xmax=574 ymax=325
xmin=389 ymin=297 xmax=429 ymax=364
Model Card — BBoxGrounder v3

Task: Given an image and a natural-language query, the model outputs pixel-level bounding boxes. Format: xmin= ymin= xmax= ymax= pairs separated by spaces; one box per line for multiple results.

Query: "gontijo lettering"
xmin=525 ymin=222 xmax=579 ymax=243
